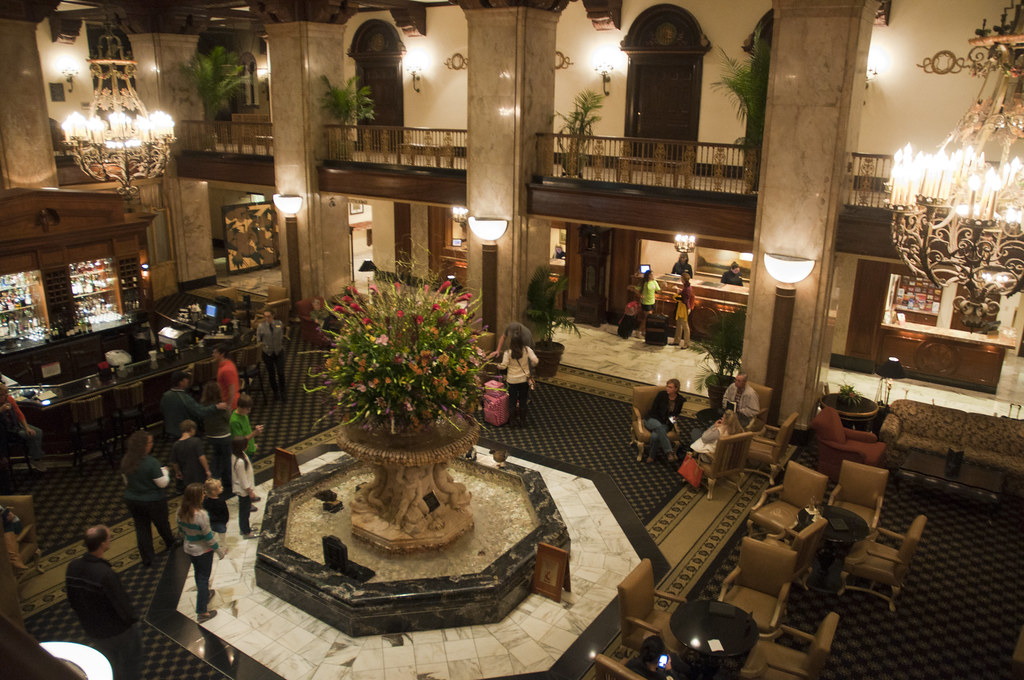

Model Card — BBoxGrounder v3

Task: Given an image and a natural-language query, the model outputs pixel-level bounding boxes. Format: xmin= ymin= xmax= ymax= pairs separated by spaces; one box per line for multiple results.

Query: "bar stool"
xmin=112 ymin=382 xmax=146 ymax=455
xmin=237 ymin=345 xmax=264 ymax=400
xmin=191 ymin=356 xmax=219 ymax=394
xmin=69 ymin=395 xmax=113 ymax=470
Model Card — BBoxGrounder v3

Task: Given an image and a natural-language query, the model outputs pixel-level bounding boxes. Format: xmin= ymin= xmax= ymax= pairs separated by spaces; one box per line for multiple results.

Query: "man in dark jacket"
xmin=65 ymin=525 xmax=142 ymax=680
xmin=643 ymin=378 xmax=686 ymax=464
xmin=160 ymin=370 xmax=224 ymax=438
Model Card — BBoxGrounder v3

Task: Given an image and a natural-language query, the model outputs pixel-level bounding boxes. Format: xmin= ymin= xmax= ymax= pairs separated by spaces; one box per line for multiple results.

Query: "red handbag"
xmin=678 ymin=455 xmax=703 ymax=489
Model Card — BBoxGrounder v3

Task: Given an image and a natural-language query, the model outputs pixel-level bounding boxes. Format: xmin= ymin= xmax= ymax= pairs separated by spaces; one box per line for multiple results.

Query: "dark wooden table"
xmin=896 ymin=448 xmax=1005 ymax=505
xmin=820 ymin=393 xmax=879 ymax=430
xmin=670 ymin=600 xmax=758 ymax=678
xmin=806 ymin=506 xmax=870 ymax=593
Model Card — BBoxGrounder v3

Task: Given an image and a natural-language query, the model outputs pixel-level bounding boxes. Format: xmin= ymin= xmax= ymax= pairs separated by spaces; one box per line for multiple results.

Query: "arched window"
xmin=349 ymin=20 xmax=405 ymax=127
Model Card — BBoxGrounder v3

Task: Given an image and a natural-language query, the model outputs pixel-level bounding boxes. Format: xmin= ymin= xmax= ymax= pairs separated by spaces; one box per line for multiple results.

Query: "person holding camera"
xmin=625 ymin=635 xmax=692 ymax=679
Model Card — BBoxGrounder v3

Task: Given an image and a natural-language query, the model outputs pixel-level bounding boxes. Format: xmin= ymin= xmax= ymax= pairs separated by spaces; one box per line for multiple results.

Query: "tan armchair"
xmin=748 ymin=412 xmax=798 ymax=483
xmin=827 ymin=460 xmax=889 ymax=532
xmin=747 ymin=462 xmax=829 ymax=537
xmin=739 ymin=611 xmax=840 ymax=680
xmin=746 ymin=381 xmax=773 ymax=433
xmin=764 ymin=517 xmax=828 ymax=590
xmin=617 ymin=558 xmax=686 ymax=654
xmin=1 ymin=495 xmax=41 ymax=582
xmin=594 ymin=654 xmax=647 ymax=680
xmin=719 ymin=537 xmax=797 ymax=636
xmin=259 ymin=285 xmax=291 ymax=321
xmin=630 ymin=386 xmax=681 ymax=462
xmin=696 ymin=431 xmax=755 ymax=500
xmin=839 ymin=514 xmax=927 ymax=612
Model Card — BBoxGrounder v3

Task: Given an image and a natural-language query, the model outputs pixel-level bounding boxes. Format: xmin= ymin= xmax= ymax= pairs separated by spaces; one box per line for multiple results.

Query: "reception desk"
xmin=878 ymin=321 xmax=1016 ymax=393
xmin=632 ymin=274 xmax=748 ymax=337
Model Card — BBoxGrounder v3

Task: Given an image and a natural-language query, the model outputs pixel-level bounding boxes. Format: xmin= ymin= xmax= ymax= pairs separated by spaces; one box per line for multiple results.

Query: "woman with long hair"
xmin=635 ymin=268 xmax=660 ymax=339
xmin=201 ymin=381 xmax=232 ymax=488
xmin=176 ymin=482 xmax=223 ymax=623
xmin=121 ymin=430 xmax=176 ymax=567
xmin=231 ymin=437 xmax=259 ymax=539
xmin=689 ymin=410 xmax=744 ymax=465
xmin=497 ymin=329 xmax=539 ymax=427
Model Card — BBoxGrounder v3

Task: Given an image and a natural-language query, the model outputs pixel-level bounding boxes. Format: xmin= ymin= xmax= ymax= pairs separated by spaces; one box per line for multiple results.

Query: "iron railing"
xmin=176 ymin=120 xmax=274 ymax=156
xmin=845 ymin=152 xmax=893 ymax=208
xmin=537 ymin=134 xmax=761 ymax=195
xmin=324 ymin=125 xmax=467 ymax=169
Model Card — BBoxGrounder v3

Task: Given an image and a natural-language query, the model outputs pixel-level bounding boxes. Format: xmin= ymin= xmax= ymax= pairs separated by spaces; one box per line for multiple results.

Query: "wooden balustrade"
xmin=324 ymin=125 xmax=467 ymax=169
xmin=177 ymin=120 xmax=274 ymax=156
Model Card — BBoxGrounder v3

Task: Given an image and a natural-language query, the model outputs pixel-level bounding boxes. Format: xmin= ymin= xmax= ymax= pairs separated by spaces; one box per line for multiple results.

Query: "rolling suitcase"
xmin=483 ymin=379 xmax=509 ymax=426
xmin=645 ymin=314 xmax=669 ymax=346
xmin=617 ymin=313 xmax=638 ymax=339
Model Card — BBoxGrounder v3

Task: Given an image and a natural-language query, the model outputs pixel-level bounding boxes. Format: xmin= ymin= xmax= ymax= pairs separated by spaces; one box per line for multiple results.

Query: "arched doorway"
xmin=349 ymin=20 xmax=404 ymax=127
xmin=622 ymin=5 xmax=710 ymax=141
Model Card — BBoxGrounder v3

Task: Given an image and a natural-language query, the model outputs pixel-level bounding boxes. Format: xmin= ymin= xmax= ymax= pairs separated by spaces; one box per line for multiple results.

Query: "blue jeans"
xmin=190 ymin=550 xmax=214 ymax=615
xmin=237 ymin=494 xmax=252 ymax=535
xmin=18 ymin=424 xmax=43 ymax=461
xmin=91 ymin=622 xmax=142 ymax=680
xmin=644 ymin=417 xmax=672 ymax=460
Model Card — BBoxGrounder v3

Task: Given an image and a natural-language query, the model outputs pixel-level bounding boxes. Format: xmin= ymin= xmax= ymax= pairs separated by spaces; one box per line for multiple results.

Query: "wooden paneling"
xmin=175 ymin=152 xmax=276 ymax=186
xmin=844 ymin=259 xmax=891 ymax=360
xmin=319 ymin=165 xmax=466 ymax=206
xmin=878 ymin=327 xmax=1006 ymax=393
xmin=609 ymin=230 xmax=640 ymax=317
xmin=394 ymin=203 xmax=411 ymax=265
xmin=836 ymin=206 xmax=897 ymax=259
xmin=0 ymin=252 xmax=38 ymax=277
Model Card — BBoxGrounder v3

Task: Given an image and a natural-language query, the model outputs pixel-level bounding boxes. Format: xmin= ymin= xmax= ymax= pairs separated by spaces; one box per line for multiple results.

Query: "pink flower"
xmin=369 ymin=283 xmax=380 ymax=294
xmin=438 ymin=280 xmax=452 ymax=292
xmin=375 ymin=334 xmax=389 ymax=345
xmin=362 ymin=317 xmax=371 ymax=325
xmin=416 ymin=315 xmax=424 ymax=324
xmin=432 ymin=304 xmax=440 ymax=311
xmin=333 ymin=305 xmax=343 ymax=312
xmin=397 ymin=310 xmax=404 ymax=318
xmin=456 ymin=292 xmax=472 ymax=302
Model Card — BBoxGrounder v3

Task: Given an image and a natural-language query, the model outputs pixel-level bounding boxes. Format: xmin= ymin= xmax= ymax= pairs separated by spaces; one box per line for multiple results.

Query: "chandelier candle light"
xmin=888 ymin=2 xmax=1024 ymax=328
xmin=61 ymin=23 xmax=175 ymax=202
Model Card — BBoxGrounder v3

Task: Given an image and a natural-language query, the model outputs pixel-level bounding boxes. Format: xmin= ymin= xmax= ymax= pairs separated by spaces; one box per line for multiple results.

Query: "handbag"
xmin=678 ymin=455 xmax=703 ymax=489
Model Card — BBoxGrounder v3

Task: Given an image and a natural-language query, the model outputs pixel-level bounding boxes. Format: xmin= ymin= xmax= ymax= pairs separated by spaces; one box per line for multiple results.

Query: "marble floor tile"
xmin=447 ymin=658 xmax=482 ymax=680
xmin=443 ymin=638 xmax=478 ymax=662
xmin=350 ymin=647 xmax=383 ymax=672
xmin=382 ymin=643 xmax=416 ymax=668
xmin=472 ymin=634 xmax=507 ymax=659
xmin=272 ymin=654 xmax=316 ymax=680
xmin=414 ymin=641 xmax=448 ymax=666
xmin=477 ymin=653 xmax=515 ymax=677
xmin=414 ymin=662 xmax=450 ymax=679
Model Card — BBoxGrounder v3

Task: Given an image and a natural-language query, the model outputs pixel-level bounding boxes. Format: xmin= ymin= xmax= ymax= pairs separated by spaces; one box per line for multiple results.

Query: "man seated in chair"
xmin=625 ymin=635 xmax=692 ymax=680
xmin=721 ymin=372 xmax=759 ymax=428
xmin=643 ymin=379 xmax=686 ymax=464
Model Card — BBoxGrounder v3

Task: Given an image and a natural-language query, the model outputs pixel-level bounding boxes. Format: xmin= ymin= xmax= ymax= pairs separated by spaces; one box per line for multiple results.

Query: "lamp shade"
xmin=273 ymin=193 xmax=303 ymax=216
xmin=877 ymin=356 xmax=905 ymax=379
xmin=358 ymin=259 xmax=377 ymax=273
xmin=40 ymin=641 xmax=113 ymax=680
xmin=763 ymin=252 xmax=815 ymax=284
xmin=468 ymin=217 xmax=508 ymax=241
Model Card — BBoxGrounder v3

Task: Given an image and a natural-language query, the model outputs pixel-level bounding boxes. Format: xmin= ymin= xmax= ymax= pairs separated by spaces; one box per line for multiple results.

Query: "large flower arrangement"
xmin=309 ymin=279 xmax=488 ymax=433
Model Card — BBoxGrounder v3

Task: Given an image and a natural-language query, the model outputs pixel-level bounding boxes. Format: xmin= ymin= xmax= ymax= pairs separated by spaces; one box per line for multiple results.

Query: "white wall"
xmin=36 ymin=18 xmax=93 ymax=128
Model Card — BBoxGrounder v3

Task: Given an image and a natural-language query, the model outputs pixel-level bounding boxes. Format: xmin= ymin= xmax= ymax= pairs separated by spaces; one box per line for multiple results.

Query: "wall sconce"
xmin=451 ymin=206 xmax=468 ymax=224
xmin=674 ymin=233 xmax=695 ymax=253
xmin=592 ymin=47 xmax=620 ymax=96
xmin=405 ymin=49 xmax=428 ymax=93
xmin=468 ymin=216 xmax=508 ymax=241
xmin=257 ymin=67 xmax=270 ymax=79
xmin=594 ymin=63 xmax=613 ymax=96
xmin=763 ymin=252 xmax=815 ymax=284
xmin=57 ymin=57 xmax=79 ymax=93
xmin=40 ymin=641 xmax=113 ymax=680
xmin=866 ymin=45 xmax=890 ymax=86
xmin=273 ymin=193 xmax=303 ymax=216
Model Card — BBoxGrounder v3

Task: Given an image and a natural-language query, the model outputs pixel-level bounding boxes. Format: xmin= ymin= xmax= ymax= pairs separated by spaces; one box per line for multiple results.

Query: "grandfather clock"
xmin=575 ymin=225 xmax=611 ymax=326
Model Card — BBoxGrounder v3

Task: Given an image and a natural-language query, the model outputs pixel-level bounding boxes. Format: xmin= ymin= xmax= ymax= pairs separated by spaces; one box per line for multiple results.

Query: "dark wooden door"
xmin=627 ymin=55 xmax=701 ymax=141
xmin=356 ymin=62 xmax=403 ymax=127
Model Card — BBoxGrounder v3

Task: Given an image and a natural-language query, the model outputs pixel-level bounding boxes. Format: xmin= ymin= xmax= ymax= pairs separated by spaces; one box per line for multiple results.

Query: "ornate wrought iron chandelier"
xmin=889 ymin=3 xmax=1024 ymax=328
xmin=61 ymin=22 xmax=175 ymax=202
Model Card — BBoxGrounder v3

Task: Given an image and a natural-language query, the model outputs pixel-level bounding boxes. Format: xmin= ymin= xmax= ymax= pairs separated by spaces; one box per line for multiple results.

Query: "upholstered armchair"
xmin=719 ymin=537 xmax=797 ymax=636
xmin=827 ymin=460 xmax=889 ymax=532
xmin=840 ymin=514 xmax=927 ymax=612
xmin=256 ymin=285 xmax=291 ymax=324
xmin=294 ymin=298 xmax=333 ymax=348
xmin=0 ymin=495 xmax=41 ymax=582
xmin=696 ymin=431 xmax=755 ymax=500
xmin=764 ymin=517 xmax=828 ymax=590
xmin=745 ymin=381 xmax=774 ymax=433
xmin=617 ymin=558 xmax=686 ymax=654
xmin=748 ymin=412 xmax=798 ymax=483
xmin=739 ymin=612 xmax=840 ymax=680
xmin=594 ymin=654 xmax=647 ymax=680
xmin=630 ymin=386 xmax=681 ymax=462
xmin=747 ymin=462 xmax=829 ymax=538
xmin=810 ymin=406 xmax=886 ymax=481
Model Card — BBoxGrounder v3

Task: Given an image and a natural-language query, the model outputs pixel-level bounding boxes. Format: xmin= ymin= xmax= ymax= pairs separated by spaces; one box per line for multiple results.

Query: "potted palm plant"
xmin=321 ymin=75 xmax=375 ymax=159
xmin=713 ymin=27 xmax=770 ymax=191
xmin=181 ymin=46 xmax=246 ymax=121
xmin=691 ymin=309 xmax=746 ymax=407
xmin=555 ymin=89 xmax=603 ymax=178
xmin=525 ymin=265 xmax=580 ymax=377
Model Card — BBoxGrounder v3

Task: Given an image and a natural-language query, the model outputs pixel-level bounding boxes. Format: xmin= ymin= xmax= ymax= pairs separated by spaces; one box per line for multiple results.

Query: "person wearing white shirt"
xmin=497 ymin=330 xmax=539 ymax=427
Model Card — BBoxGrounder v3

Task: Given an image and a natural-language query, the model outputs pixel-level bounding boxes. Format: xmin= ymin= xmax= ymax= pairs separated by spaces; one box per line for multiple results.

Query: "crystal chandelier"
xmin=888 ymin=3 xmax=1024 ymax=329
xmin=61 ymin=22 xmax=175 ymax=202
xmin=674 ymin=233 xmax=696 ymax=253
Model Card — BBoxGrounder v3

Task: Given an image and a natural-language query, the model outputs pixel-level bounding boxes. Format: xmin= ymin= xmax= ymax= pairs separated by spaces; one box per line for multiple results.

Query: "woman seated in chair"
xmin=625 ymin=635 xmax=692 ymax=680
xmin=643 ymin=379 xmax=685 ymax=464
xmin=2 ymin=502 xmax=25 ymax=572
xmin=310 ymin=296 xmax=340 ymax=333
xmin=687 ymin=410 xmax=743 ymax=464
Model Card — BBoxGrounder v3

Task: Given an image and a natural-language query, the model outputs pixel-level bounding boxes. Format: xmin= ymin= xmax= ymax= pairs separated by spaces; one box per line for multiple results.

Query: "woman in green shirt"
xmin=636 ymin=269 xmax=660 ymax=339
xmin=121 ymin=431 xmax=176 ymax=567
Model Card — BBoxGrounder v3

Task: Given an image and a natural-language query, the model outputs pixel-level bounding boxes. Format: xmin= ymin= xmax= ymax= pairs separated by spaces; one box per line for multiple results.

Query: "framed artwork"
xmin=273 ymin=447 xmax=300 ymax=488
xmin=349 ymin=202 xmax=365 ymax=215
xmin=49 ymin=83 xmax=65 ymax=102
xmin=222 ymin=202 xmax=278 ymax=273
xmin=531 ymin=543 xmax=571 ymax=602
xmin=695 ymin=247 xmax=751 ymax=280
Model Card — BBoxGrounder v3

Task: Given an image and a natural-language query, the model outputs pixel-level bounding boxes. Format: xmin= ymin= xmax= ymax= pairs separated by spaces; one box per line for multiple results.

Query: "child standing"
xmin=229 ymin=395 xmax=264 ymax=459
xmin=202 ymin=478 xmax=229 ymax=547
xmin=230 ymin=437 xmax=259 ymax=539
xmin=172 ymin=419 xmax=210 ymax=489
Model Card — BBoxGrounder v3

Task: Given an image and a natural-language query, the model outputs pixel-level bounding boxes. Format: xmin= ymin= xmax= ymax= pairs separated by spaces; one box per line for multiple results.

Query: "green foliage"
xmin=525 ymin=266 xmax=580 ymax=348
xmin=713 ymin=28 xmax=770 ymax=146
xmin=181 ymin=46 xmax=246 ymax=120
xmin=306 ymin=277 xmax=487 ymax=432
xmin=691 ymin=309 xmax=746 ymax=391
xmin=321 ymin=75 xmax=376 ymax=125
xmin=838 ymin=383 xmax=861 ymax=406
xmin=555 ymin=89 xmax=604 ymax=177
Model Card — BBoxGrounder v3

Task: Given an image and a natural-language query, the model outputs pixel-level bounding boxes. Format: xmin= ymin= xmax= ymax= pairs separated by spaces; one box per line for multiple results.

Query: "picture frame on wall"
xmin=49 ymin=83 xmax=65 ymax=102
xmin=349 ymin=202 xmax=365 ymax=215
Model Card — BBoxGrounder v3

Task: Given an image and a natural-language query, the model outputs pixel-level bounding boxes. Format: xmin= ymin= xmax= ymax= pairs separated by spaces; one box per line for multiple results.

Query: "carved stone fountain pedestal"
xmin=338 ymin=416 xmax=479 ymax=554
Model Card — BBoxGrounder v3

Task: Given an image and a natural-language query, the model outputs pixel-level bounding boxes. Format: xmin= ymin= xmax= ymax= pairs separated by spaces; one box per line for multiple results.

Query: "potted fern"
xmin=712 ymin=27 xmax=770 ymax=191
xmin=525 ymin=265 xmax=580 ymax=377
xmin=555 ymin=89 xmax=603 ymax=178
xmin=321 ymin=75 xmax=375 ymax=159
xmin=690 ymin=309 xmax=746 ymax=407
xmin=181 ymin=46 xmax=246 ymax=121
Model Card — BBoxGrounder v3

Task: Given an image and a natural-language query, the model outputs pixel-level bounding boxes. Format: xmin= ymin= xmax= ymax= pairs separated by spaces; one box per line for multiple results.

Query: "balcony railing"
xmin=324 ymin=125 xmax=467 ymax=169
xmin=536 ymin=134 xmax=761 ymax=195
xmin=177 ymin=120 xmax=274 ymax=156
xmin=845 ymin=152 xmax=892 ymax=208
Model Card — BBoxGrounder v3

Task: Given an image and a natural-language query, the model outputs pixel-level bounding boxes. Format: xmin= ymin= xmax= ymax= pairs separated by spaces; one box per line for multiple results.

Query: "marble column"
xmin=175 ymin=179 xmax=217 ymax=284
xmin=264 ymin=21 xmax=352 ymax=300
xmin=410 ymin=203 xmax=430 ymax=280
xmin=464 ymin=8 xmax=559 ymax=333
xmin=745 ymin=0 xmax=876 ymax=426
xmin=0 ymin=19 xmax=57 ymax=188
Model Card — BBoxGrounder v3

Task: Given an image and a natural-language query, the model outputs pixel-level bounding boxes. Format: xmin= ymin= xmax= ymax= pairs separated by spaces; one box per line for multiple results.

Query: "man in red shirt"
xmin=212 ymin=345 xmax=240 ymax=410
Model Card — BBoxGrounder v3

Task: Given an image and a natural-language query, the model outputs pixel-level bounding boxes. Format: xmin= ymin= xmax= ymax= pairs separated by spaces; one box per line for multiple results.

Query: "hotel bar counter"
xmin=878 ymin=320 xmax=1017 ymax=393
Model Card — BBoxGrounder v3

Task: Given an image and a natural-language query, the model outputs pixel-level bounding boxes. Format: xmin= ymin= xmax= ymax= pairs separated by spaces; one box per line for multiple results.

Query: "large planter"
xmin=338 ymin=416 xmax=480 ymax=554
xmin=706 ymin=377 xmax=734 ymax=410
xmin=533 ymin=342 xmax=565 ymax=378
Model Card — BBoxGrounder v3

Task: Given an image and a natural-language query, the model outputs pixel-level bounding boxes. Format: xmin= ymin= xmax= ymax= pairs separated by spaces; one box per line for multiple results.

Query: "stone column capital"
xmin=456 ymin=0 xmax=571 ymax=14
xmin=251 ymin=0 xmax=356 ymax=26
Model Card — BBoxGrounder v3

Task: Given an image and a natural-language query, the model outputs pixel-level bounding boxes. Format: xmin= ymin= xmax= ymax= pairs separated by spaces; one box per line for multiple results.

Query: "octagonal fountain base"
xmin=254 ymin=454 xmax=569 ymax=636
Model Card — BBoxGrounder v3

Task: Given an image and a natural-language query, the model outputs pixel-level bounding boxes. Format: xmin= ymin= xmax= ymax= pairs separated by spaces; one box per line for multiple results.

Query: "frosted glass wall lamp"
xmin=468 ymin=217 xmax=508 ymax=241
xmin=763 ymin=253 xmax=815 ymax=284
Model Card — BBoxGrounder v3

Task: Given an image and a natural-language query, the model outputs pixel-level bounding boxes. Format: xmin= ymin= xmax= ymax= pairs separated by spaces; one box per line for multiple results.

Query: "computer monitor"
xmin=205 ymin=303 xmax=218 ymax=319
xmin=639 ymin=264 xmax=651 ymax=274
xmin=451 ymin=238 xmax=463 ymax=247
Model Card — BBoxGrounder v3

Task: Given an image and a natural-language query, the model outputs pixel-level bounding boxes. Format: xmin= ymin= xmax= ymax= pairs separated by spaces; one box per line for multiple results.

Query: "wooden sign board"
xmin=531 ymin=542 xmax=571 ymax=602
xmin=273 ymin=447 xmax=300 ymax=488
